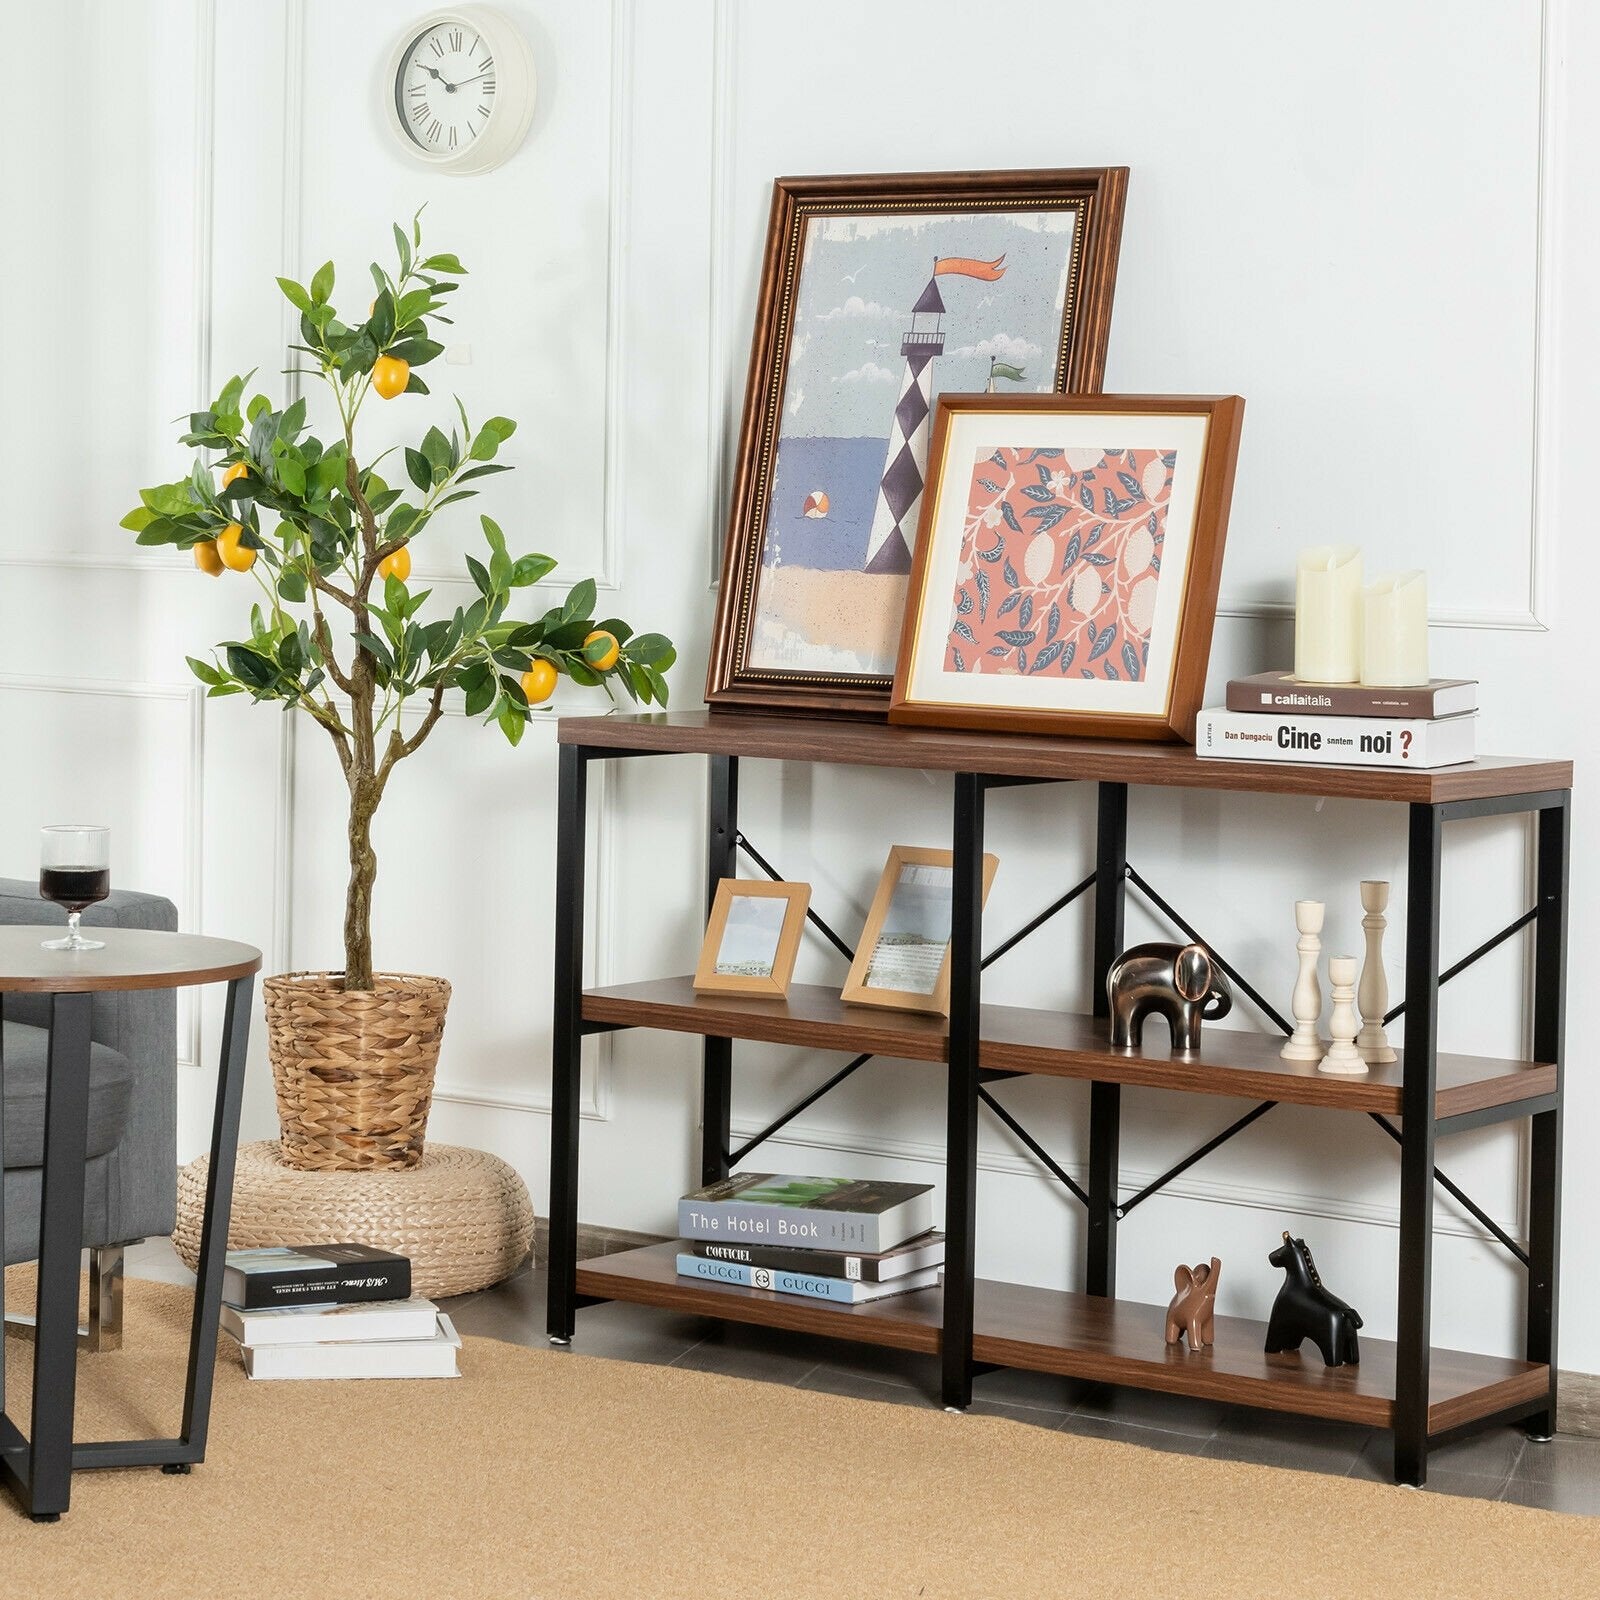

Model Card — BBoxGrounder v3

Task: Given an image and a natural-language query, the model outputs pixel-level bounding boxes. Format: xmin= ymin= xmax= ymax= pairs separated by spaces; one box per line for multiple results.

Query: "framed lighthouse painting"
xmin=706 ymin=168 xmax=1129 ymax=719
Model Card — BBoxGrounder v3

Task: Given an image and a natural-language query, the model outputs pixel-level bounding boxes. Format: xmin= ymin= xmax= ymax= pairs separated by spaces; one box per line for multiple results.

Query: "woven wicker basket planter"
xmin=265 ymin=971 xmax=451 ymax=1172
xmin=175 ymin=1140 xmax=534 ymax=1298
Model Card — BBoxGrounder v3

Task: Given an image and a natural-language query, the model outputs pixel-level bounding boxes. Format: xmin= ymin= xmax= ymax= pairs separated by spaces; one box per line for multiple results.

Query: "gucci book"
xmin=675 ymin=1253 xmax=942 ymax=1305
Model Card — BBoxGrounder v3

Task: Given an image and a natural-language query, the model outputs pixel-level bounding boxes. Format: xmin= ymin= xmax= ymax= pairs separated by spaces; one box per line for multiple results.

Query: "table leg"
xmin=701 ymin=755 xmax=739 ymax=1186
xmin=26 ymin=992 xmax=94 ymax=1520
xmin=1087 ymin=782 xmax=1127 ymax=1298
xmin=177 ymin=974 xmax=253 ymax=1460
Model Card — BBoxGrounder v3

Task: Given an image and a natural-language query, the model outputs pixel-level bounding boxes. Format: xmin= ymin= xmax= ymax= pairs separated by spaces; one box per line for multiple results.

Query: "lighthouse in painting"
xmin=862 ymin=276 xmax=946 ymax=575
xmin=862 ymin=255 xmax=1008 ymax=576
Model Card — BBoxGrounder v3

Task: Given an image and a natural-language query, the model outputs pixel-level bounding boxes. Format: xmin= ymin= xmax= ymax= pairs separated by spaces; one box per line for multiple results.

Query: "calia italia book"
xmin=688 ymin=1231 xmax=945 ymax=1283
xmin=1225 ymin=672 xmax=1477 ymax=720
xmin=1195 ymin=708 xmax=1475 ymax=769
xmin=221 ymin=1244 xmax=411 ymax=1311
xmin=678 ymin=1174 xmax=935 ymax=1253
xmin=675 ymin=1253 xmax=942 ymax=1305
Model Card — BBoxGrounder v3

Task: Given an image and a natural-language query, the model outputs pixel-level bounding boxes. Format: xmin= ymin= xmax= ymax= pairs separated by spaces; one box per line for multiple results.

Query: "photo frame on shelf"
xmin=889 ymin=393 xmax=1245 ymax=743
xmin=693 ymin=879 xmax=811 ymax=999
xmin=841 ymin=846 xmax=999 ymax=1016
xmin=706 ymin=167 xmax=1129 ymax=720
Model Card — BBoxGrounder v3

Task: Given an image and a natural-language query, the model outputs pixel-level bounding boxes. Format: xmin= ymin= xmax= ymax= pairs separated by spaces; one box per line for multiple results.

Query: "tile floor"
xmin=129 ymin=1240 xmax=1600 ymax=1510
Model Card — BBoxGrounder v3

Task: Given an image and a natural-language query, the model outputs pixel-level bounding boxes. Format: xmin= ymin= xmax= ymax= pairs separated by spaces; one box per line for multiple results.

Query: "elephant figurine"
xmin=1106 ymin=941 xmax=1233 ymax=1054
xmin=1165 ymin=1257 xmax=1222 ymax=1350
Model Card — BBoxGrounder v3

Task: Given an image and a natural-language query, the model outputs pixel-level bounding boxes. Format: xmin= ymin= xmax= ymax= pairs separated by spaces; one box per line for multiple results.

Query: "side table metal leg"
xmin=178 ymin=974 xmax=253 ymax=1460
xmin=1087 ymin=782 xmax=1127 ymax=1298
xmin=27 ymin=992 xmax=94 ymax=1519
xmin=701 ymin=755 xmax=738 ymax=1185
xmin=548 ymin=742 xmax=588 ymax=1345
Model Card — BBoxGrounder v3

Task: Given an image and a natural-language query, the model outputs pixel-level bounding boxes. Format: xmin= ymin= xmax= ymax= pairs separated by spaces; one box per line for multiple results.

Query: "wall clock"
xmin=384 ymin=6 xmax=537 ymax=175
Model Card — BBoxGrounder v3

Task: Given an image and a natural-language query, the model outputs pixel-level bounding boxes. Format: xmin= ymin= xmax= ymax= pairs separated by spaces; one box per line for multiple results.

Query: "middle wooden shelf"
xmin=580 ymin=977 xmax=1554 ymax=1118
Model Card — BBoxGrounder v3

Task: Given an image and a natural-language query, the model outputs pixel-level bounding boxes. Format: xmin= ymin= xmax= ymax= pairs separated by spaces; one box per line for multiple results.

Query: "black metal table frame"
xmin=546 ymin=740 xmax=1568 ymax=1488
xmin=0 ymin=973 xmax=254 ymax=1522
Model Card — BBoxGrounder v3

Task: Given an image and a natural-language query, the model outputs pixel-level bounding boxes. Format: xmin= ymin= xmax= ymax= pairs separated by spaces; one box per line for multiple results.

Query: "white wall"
xmin=3 ymin=0 xmax=1596 ymax=1370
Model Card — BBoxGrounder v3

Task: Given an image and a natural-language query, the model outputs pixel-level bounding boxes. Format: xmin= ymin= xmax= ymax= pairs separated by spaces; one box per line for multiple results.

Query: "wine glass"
xmin=39 ymin=825 xmax=110 ymax=951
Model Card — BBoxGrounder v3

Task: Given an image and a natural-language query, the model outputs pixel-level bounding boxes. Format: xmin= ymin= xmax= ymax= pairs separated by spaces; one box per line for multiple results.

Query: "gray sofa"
xmin=1 ymin=878 xmax=179 ymax=1344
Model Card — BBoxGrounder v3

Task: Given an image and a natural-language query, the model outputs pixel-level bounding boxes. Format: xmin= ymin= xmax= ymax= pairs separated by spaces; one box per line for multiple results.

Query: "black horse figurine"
xmin=1264 ymin=1232 xmax=1362 ymax=1367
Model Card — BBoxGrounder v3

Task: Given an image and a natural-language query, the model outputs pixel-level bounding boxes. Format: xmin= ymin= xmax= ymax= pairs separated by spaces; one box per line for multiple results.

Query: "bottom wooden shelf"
xmin=576 ymin=1244 xmax=1547 ymax=1433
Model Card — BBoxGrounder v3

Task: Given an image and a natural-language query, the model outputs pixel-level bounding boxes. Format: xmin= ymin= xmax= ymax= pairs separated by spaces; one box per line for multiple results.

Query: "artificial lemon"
xmin=372 ymin=355 xmax=409 ymax=399
xmin=377 ymin=545 xmax=412 ymax=583
xmin=521 ymin=660 xmax=558 ymax=705
xmin=193 ymin=540 xmax=224 ymax=577
xmin=584 ymin=630 xmax=620 ymax=671
xmin=216 ymin=523 xmax=257 ymax=572
xmin=221 ymin=461 xmax=250 ymax=488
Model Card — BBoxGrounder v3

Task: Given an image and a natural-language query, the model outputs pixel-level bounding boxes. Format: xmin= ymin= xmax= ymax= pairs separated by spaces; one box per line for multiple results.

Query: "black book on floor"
xmin=222 ymin=1245 xmax=411 ymax=1310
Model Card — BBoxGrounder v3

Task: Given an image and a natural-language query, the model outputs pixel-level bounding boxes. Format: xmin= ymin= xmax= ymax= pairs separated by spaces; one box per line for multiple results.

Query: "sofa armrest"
xmin=0 ymin=877 xmax=179 ymax=1240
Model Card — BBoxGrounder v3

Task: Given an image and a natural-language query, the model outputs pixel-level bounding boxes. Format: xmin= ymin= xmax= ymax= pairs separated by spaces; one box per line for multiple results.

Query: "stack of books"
xmin=1196 ymin=673 xmax=1479 ymax=769
xmin=221 ymin=1244 xmax=460 ymax=1380
xmin=674 ymin=1173 xmax=944 ymax=1305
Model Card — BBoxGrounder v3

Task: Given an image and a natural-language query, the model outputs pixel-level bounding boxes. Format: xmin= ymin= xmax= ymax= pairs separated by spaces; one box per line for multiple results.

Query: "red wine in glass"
xmin=39 ymin=866 xmax=111 ymax=914
xmin=39 ymin=824 xmax=110 ymax=951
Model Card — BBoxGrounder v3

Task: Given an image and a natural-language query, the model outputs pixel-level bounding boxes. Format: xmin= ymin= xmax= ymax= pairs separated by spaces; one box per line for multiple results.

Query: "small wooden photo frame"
xmin=841 ymin=846 xmax=999 ymax=1016
xmin=694 ymin=880 xmax=811 ymax=999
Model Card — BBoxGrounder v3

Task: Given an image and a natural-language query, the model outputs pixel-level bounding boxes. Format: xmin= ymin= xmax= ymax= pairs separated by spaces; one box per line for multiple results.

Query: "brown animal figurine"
xmin=1164 ymin=1257 xmax=1222 ymax=1349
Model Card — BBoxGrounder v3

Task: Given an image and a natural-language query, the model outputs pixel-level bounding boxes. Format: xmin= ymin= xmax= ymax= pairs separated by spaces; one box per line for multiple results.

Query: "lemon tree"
xmin=122 ymin=216 xmax=674 ymax=990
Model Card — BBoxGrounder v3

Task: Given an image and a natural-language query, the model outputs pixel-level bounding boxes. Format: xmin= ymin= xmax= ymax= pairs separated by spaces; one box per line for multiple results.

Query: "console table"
xmin=545 ymin=710 xmax=1569 ymax=1486
xmin=0 ymin=928 xmax=259 ymax=1521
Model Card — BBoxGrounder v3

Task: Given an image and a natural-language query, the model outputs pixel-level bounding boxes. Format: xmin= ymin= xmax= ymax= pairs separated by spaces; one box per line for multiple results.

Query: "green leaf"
xmin=594 ymin=617 xmax=633 ymax=646
xmin=393 ymin=222 xmax=412 ymax=276
xmin=186 ymin=655 xmax=225 ymax=687
xmin=497 ymin=700 xmax=526 ymax=745
xmin=385 ymin=573 xmax=410 ymax=612
xmin=120 ymin=506 xmax=156 ymax=533
xmin=354 ymin=630 xmax=394 ymax=672
xmin=420 ymin=425 xmax=452 ymax=476
xmin=561 ymin=577 xmax=597 ymax=622
xmin=463 ymin=674 xmax=496 ymax=718
xmin=395 ymin=289 xmax=432 ymax=329
xmin=310 ymin=259 xmax=335 ymax=304
xmin=465 ymin=554 xmax=492 ymax=595
xmin=387 ymin=336 xmax=444 ymax=367
xmin=480 ymin=515 xmax=507 ymax=556
xmin=278 ymin=567 xmax=308 ymax=603
xmin=405 ymin=448 xmax=432 ymax=493
xmin=565 ymin=659 xmax=601 ymax=688
xmin=625 ymin=631 xmax=674 ymax=666
xmin=419 ymin=252 xmax=467 ymax=275
xmin=510 ymin=553 xmax=557 ymax=587
xmin=276 ymin=454 xmax=307 ymax=497
xmin=457 ymin=463 xmax=513 ymax=484
xmin=276 ymin=276 xmax=313 ymax=313
xmin=643 ymin=665 xmax=669 ymax=706
xmin=584 ymin=634 xmax=617 ymax=667
xmin=277 ymin=395 xmax=307 ymax=440
xmin=247 ymin=393 xmax=273 ymax=423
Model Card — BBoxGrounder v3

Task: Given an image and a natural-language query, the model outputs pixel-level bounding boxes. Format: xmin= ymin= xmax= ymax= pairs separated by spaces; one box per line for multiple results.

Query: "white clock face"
xmin=395 ymin=20 xmax=497 ymax=155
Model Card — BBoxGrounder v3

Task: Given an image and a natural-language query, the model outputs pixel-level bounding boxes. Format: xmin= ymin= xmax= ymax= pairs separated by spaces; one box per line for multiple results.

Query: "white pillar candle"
xmin=1361 ymin=571 xmax=1429 ymax=687
xmin=1294 ymin=546 xmax=1362 ymax=683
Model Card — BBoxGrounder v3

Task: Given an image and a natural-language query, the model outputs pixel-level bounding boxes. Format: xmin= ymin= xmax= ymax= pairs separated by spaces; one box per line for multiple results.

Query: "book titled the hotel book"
xmin=678 ymin=1174 xmax=935 ymax=1254
xmin=1225 ymin=672 xmax=1477 ymax=720
xmin=221 ymin=1245 xmax=411 ymax=1311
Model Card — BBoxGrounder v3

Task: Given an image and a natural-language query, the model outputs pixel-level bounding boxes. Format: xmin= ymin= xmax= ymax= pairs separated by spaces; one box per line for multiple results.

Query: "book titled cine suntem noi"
xmin=678 ymin=1174 xmax=935 ymax=1254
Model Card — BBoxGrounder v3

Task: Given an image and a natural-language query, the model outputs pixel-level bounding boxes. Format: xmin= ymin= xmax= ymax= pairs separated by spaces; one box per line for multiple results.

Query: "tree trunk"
xmin=344 ymin=774 xmax=380 ymax=991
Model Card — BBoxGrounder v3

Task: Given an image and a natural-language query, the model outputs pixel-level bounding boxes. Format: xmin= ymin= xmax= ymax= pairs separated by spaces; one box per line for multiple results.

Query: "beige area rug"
xmin=2 ymin=1271 xmax=1597 ymax=1600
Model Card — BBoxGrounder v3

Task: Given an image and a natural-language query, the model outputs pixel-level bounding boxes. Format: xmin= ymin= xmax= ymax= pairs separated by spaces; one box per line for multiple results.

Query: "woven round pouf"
xmin=175 ymin=1141 xmax=534 ymax=1298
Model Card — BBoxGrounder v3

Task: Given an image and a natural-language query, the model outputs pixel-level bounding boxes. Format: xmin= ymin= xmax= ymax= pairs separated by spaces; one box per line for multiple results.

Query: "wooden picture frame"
xmin=841 ymin=846 xmax=999 ymax=1016
xmin=693 ymin=879 xmax=811 ymax=999
xmin=889 ymin=393 xmax=1245 ymax=743
xmin=706 ymin=168 xmax=1129 ymax=720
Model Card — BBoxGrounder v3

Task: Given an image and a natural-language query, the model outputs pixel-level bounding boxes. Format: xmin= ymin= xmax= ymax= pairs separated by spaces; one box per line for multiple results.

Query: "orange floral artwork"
xmin=943 ymin=444 xmax=1175 ymax=681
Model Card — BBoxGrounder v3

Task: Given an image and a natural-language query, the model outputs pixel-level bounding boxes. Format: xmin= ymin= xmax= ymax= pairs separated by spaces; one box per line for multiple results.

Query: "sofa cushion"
xmin=1 ymin=1021 xmax=134 ymax=1168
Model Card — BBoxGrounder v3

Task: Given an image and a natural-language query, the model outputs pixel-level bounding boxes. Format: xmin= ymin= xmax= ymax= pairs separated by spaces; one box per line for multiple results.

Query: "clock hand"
xmin=414 ymin=60 xmax=461 ymax=90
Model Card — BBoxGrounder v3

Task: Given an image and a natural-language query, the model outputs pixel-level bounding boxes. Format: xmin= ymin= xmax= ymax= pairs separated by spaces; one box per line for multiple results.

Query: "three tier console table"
xmin=544 ymin=709 xmax=1570 ymax=1486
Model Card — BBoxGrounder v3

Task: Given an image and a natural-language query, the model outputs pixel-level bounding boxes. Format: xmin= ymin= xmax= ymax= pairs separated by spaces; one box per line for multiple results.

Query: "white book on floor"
xmin=241 ymin=1313 xmax=462 ymax=1380
xmin=223 ymin=1297 xmax=439 ymax=1348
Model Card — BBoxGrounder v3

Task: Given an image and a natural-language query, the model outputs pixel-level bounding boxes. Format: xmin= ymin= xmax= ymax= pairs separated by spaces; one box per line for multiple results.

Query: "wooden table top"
xmin=0 ymin=928 xmax=261 ymax=993
xmin=557 ymin=711 xmax=1572 ymax=804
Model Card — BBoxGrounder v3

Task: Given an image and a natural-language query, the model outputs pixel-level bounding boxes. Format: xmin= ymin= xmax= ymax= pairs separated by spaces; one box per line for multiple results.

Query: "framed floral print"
xmin=889 ymin=394 xmax=1245 ymax=743
xmin=706 ymin=168 xmax=1128 ymax=719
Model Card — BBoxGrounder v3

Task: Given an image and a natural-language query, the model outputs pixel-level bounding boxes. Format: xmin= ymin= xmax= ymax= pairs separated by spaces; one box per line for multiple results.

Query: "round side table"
xmin=0 ymin=926 xmax=260 ymax=1522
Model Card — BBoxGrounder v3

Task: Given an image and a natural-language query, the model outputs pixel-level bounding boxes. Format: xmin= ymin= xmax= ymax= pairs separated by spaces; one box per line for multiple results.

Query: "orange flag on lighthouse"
xmin=934 ymin=254 xmax=1007 ymax=281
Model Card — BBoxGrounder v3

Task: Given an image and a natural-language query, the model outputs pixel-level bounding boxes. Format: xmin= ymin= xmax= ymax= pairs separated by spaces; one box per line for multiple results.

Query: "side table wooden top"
xmin=0 ymin=927 xmax=262 ymax=993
